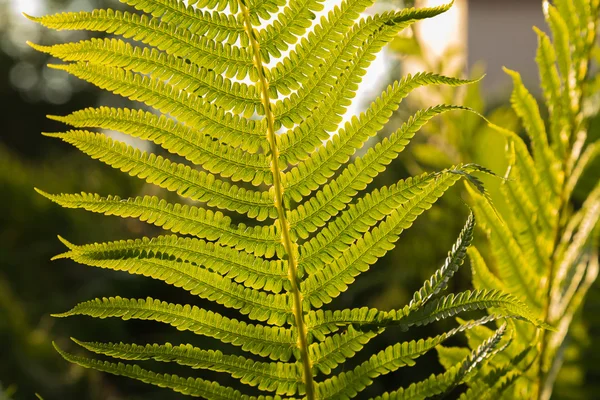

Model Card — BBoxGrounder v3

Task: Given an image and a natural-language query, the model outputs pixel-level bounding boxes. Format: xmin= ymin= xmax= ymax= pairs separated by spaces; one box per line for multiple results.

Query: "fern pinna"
xmin=438 ymin=1 xmax=600 ymax=399
xmin=28 ymin=0 xmax=543 ymax=398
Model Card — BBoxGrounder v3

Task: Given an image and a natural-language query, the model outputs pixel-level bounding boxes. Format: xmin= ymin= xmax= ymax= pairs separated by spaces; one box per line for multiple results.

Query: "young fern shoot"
xmin=28 ymin=0 xmax=545 ymax=398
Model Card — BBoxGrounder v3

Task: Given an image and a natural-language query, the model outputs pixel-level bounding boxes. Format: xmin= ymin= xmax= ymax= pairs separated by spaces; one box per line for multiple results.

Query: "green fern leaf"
xmin=446 ymin=2 xmax=600 ymax=396
xmin=504 ymin=68 xmax=562 ymax=196
xmin=29 ymin=39 xmax=261 ymax=117
xmin=31 ymin=0 xmax=547 ymax=397
xmin=544 ymin=5 xmax=572 ymax=92
xmin=54 ymin=343 xmax=288 ymax=399
xmin=273 ymin=16 xmax=464 ymax=129
xmin=25 ymin=10 xmax=254 ymax=79
xmin=54 ymin=297 xmax=295 ymax=361
xmin=391 ymin=290 xmax=544 ymax=330
xmin=70 ymin=339 xmax=302 ymax=395
xmin=58 ymin=242 xmax=292 ymax=325
xmin=533 ymin=27 xmax=566 ymax=155
xmin=49 ymin=63 xmax=267 ymax=152
xmin=369 ymin=365 xmax=461 ymax=400
xmin=488 ymin=123 xmax=554 ymax=232
xmin=309 ymin=325 xmax=382 ymax=375
xmin=468 ymin=248 xmax=506 ymax=293
xmin=297 ymin=170 xmax=448 ymax=269
xmin=54 ymin=235 xmax=288 ymax=293
xmin=119 ymin=0 xmax=247 ymax=44
xmin=300 ymin=169 xmax=469 ymax=307
xmin=409 ymin=212 xmax=475 ymax=309
xmin=501 ymin=160 xmax=551 ymax=274
xmin=281 ymin=75 xmax=476 ymax=196
xmin=48 ymin=107 xmax=272 ymax=185
xmin=35 ymin=190 xmax=281 ymax=257
xmin=457 ymin=366 xmax=520 ymax=400
xmin=45 ymin=130 xmax=276 ymax=220
xmin=257 ymin=0 xmax=325 ymax=60
xmin=307 ymin=300 xmax=543 ymax=339
xmin=315 ymin=317 xmax=501 ymax=400
xmin=268 ymin=0 xmax=451 ymax=97
xmin=466 ymin=185 xmax=544 ymax=309
xmin=275 ymin=18 xmax=427 ymax=162
xmin=286 ymin=106 xmax=468 ymax=253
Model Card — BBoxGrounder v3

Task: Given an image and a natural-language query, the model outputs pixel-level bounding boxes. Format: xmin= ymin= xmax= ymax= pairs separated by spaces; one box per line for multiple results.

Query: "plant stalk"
xmin=238 ymin=2 xmax=316 ymax=398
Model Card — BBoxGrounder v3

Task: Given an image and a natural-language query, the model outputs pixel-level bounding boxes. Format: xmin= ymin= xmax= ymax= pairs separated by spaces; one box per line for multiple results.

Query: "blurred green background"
xmin=0 ymin=0 xmax=598 ymax=399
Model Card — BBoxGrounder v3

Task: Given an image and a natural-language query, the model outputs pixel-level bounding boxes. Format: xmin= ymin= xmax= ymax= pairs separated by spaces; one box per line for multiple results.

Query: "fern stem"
xmin=238 ymin=1 xmax=316 ymax=398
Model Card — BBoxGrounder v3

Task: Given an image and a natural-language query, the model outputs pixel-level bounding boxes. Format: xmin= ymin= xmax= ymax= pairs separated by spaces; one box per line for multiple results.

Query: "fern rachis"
xmin=28 ymin=0 xmax=546 ymax=398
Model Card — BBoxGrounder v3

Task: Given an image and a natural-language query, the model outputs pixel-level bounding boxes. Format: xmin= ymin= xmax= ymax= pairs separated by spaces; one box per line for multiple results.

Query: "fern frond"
xmin=369 ymin=365 xmax=460 ymax=400
xmin=257 ymin=0 xmax=325 ymax=60
xmin=30 ymin=39 xmax=261 ymax=117
xmin=60 ymin=245 xmax=292 ymax=325
xmin=501 ymin=164 xmax=550 ymax=274
xmin=447 ymin=323 xmax=508 ymax=390
xmin=71 ymin=339 xmax=302 ymax=395
xmin=550 ymin=183 xmax=600 ymax=320
xmin=309 ymin=325 xmax=382 ymax=374
xmin=316 ymin=335 xmax=447 ymax=399
xmin=374 ymin=327 xmax=517 ymax=400
xmin=32 ymin=0 xmax=534 ymax=397
xmin=269 ymin=1 xmax=452 ymax=96
xmin=544 ymin=5 xmax=572 ymax=93
xmin=315 ymin=317 xmax=498 ymax=400
xmin=48 ymin=107 xmax=272 ymax=185
xmin=297 ymin=171 xmax=445 ymax=270
xmin=49 ymin=63 xmax=266 ymax=152
xmin=489 ymin=123 xmax=554 ymax=231
xmin=409 ymin=212 xmax=475 ymax=309
xmin=286 ymin=104 xmax=466 ymax=218
xmin=25 ymin=10 xmax=254 ymax=79
xmin=55 ymin=235 xmax=288 ymax=293
xmin=466 ymin=185 xmax=544 ymax=309
xmin=273 ymin=13 xmax=459 ymax=129
xmin=300 ymin=168 xmax=467 ymax=307
xmin=35 ymin=190 xmax=281 ymax=257
xmin=54 ymin=297 xmax=295 ymax=361
xmin=452 ymin=2 xmax=600 ymax=396
xmin=307 ymin=297 xmax=542 ymax=338
xmin=54 ymin=343 xmax=288 ymax=399
xmin=504 ymin=68 xmax=562 ymax=196
xmin=391 ymin=290 xmax=543 ymax=330
xmin=119 ymin=0 xmax=246 ymax=44
xmin=45 ymin=131 xmax=276 ymax=220
xmin=533 ymin=27 xmax=566 ymax=154
xmin=275 ymin=13 xmax=406 ymax=162
xmin=267 ymin=0 xmax=383 ymax=97
xmin=457 ymin=366 xmax=520 ymax=400
xmin=468 ymin=248 xmax=506 ymax=293
xmin=282 ymin=75 xmax=475 ymax=196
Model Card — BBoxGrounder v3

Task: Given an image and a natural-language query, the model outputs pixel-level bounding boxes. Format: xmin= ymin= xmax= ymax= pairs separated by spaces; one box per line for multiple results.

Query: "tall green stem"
xmin=238 ymin=2 xmax=316 ymax=398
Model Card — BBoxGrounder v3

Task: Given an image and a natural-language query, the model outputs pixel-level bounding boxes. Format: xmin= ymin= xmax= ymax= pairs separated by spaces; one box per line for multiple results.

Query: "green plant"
xmin=27 ymin=0 xmax=545 ymax=398
xmin=437 ymin=1 xmax=600 ymax=399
